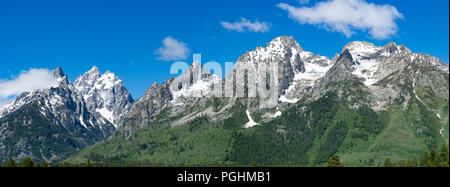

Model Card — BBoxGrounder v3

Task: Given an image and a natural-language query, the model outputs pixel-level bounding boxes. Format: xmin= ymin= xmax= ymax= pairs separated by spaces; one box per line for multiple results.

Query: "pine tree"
xmin=429 ymin=149 xmax=441 ymax=167
xmin=439 ymin=143 xmax=449 ymax=167
xmin=21 ymin=157 xmax=34 ymax=167
xmin=41 ymin=159 xmax=49 ymax=167
xmin=383 ymin=158 xmax=393 ymax=167
xmin=398 ymin=160 xmax=407 ymax=167
xmin=419 ymin=151 xmax=428 ymax=167
xmin=85 ymin=160 xmax=92 ymax=167
xmin=327 ymin=155 xmax=343 ymax=167
xmin=409 ymin=158 xmax=418 ymax=167
xmin=5 ymin=157 xmax=16 ymax=167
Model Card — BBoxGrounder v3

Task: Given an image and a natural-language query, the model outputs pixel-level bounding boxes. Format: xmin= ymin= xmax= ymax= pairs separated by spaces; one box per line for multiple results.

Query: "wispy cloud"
xmin=221 ymin=17 xmax=271 ymax=33
xmin=278 ymin=0 xmax=403 ymax=39
xmin=299 ymin=0 xmax=310 ymax=5
xmin=0 ymin=68 xmax=58 ymax=104
xmin=155 ymin=36 xmax=191 ymax=61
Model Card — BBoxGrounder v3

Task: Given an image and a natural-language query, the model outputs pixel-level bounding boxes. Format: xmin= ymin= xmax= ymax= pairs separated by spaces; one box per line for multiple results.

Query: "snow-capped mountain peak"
xmin=344 ymin=41 xmax=381 ymax=53
xmin=267 ymin=36 xmax=303 ymax=52
xmin=343 ymin=41 xmax=417 ymax=86
xmin=51 ymin=67 xmax=70 ymax=88
xmin=238 ymin=36 xmax=304 ymax=71
xmin=0 ymin=67 xmax=69 ymax=118
xmin=343 ymin=41 xmax=383 ymax=61
xmin=72 ymin=66 xmax=133 ymax=127
xmin=88 ymin=65 xmax=100 ymax=74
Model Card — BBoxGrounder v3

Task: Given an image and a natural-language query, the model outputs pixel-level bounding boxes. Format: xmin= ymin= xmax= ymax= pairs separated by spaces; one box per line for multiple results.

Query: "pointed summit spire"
xmin=83 ymin=65 xmax=101 ymax=78
xmin=53 ymin=67 xmax=65 ymax=78
xmin=89 ymin=65 xmax=100 ymax=73
xmin=268 ymin=36 xmax=303 ymax=51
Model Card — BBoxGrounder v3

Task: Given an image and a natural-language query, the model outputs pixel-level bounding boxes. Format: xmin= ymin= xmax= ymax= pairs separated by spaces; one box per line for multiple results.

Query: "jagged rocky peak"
xmin=343 ymin=41 xmax=381 ymax=53
xmin=0 ymin=66 xmax=117 ymax=162
xmin=0 ymin=67 xmax=70 ymax=118
xmin=382 ymin=42 xmax=413 ymax=55
xmin=52 ymin=67 xmax=70 ymax=87
xmin=414 ymin=53 xmax=450 ymax=72
xmin=238 ymin=36 xmax=304 ymax=69
xmin=343 ymin=41 xmax=383 ymax=62
xmin=150 ymin=81 xmax=160 ymax=89
xmin=73 ymin=66 xmax=134 ymax=127
xmin=267 ymin=36 xmax=303 ymax=51
xmin=339 ymin=49 xmax=355 ymax=63
xmin=53 ymin=67 xmax=65 ymax=78
xmin=89 ymin=65 xmax=100 ymax=73
xmin=252 ymin=36 xmax=302 ymax=54
xmin=337 ymin=41 xmax=412 ymax=87
xmin=343 ymin=41 xmax=414 ymax=62
xmin=140 ymin=81 xmax=163 ymax=101
xmin=76 ymin=66 xmax=101 ymax=85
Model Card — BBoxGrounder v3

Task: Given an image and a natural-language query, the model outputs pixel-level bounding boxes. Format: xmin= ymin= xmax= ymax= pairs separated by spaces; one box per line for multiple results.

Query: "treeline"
xmin=0 ymin=157 xmax=98 ymax=167
xmin=383 ymin=143 xmax=449 ymax=167
xmin=2 ymin=146 xmax=448 ymax=167
xmin=1 ymin=157 xmax=50 ymax=167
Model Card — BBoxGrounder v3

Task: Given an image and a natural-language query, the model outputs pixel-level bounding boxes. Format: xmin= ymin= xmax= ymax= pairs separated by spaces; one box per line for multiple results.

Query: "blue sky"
xmin=0 ymin=0 xmax=448 ymax=99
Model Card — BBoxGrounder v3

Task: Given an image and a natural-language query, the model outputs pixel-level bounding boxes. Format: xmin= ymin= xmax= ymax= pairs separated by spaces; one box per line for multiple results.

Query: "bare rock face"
xmin=118 ymin=61 xmax=223 ymax=136
xmin=118 ymin=79 xmax=174 ymax=136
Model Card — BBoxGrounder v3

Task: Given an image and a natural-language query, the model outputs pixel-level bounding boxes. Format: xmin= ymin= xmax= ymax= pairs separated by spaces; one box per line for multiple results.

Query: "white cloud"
xmin=155 ymin=36 xmax=191 ymax=61
xmin=221 ymin=17 xmax=271 ymax=33
xmin=278 ymin=0 xmax=403 ymax=39
xmin=0 ymin=68 xmax=58 ymax=103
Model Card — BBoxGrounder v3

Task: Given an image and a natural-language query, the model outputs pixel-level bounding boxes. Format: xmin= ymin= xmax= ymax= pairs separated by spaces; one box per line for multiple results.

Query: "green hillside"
xmin=67 ymin=89 xmax=448 ymax=166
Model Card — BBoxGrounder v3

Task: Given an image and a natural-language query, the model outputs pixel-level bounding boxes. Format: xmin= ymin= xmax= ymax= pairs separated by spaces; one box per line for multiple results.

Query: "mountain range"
xmin=0 ymin=36 xmax=448 ymax=166
xmin=0 ymin=67 xmax=133 ymax=162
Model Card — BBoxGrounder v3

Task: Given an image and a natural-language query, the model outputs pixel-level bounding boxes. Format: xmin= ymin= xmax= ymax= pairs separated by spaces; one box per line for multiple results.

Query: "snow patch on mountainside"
xmin=96 ymin=108 xmax=114 ymax=126
xmin=280 ymin=52 xmax=332 ymax=103
xmin=173 ymin=76 xmax=220 ymax=99
xmin=295 ymin=60 xmax=332 ymax=83
xmin=344 ymin=41 xmax=382 ymax=60
xmin=79 ymin=116 xmax=88 ymax=129
xmin=344 ymin=41 xmax=385 ymax=86
xmin=279 ymin=96 xmax=299 ymax=104
xmin=170 ymin=70 xmax=222 ymax=106
xmin=273 ymin=111 xmax=282 ymax=118
xmin=94 ymin=71 xmax=121 ymax=90
xmin=244 ymin=110 xmax=259 ymax=128
xmin=352 ymin=59 xmax=379 ymax=86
